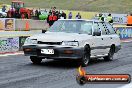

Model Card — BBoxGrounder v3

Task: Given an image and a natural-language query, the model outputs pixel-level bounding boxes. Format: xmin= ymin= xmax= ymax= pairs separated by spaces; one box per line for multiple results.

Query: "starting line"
xmin=0 ymin=52 xmax=24 ymax=57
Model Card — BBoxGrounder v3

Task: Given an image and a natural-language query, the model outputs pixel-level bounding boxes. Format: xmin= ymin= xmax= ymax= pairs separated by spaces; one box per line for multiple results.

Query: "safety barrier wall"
xmin=115 ymin=27 xmax=132 ymax=39
xmin=15 ymin=19 xmax=48 ymax=30
xmin=0 ymin=18 xmax=15 ymax=31
xmin=0 ymin=36 xmax=28 ymax=54
xmin=0 ymin=18 xmax=48 ymax=31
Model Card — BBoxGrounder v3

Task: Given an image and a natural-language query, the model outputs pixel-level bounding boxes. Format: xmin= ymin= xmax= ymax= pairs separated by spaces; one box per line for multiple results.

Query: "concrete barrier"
xmin=0 ymin=36 xmax=28 ymax=54
xmin=0 ymin=18 xmax=49 ymax=31
xmin=114 ymin=25 xmax=132 ymax=40
xmin=15 ymin=19 xmax=49 ymax=30
xmin=0 ymin=30 xmax=42 ymax=37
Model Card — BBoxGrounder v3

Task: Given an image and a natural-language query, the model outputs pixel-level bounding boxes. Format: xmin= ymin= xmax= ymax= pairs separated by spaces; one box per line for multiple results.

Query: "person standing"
xmin=47 ymin=13 xmax=54 ymax=27
xmin=76 ymin=13 xmax=81 ymax=19
xmin=98 ymin=13 xmax=104 ymax=21
xmin=61 ymin=11 xmax=66 ymax=19
xmin=127 ymin=13 xmax=132 ymax=26
xmin=58 ymin=11 xmax=62 ymax=19
xmin=2 ymin=6 xmax=6 ymax=12
xmin=52 ymin=13 xmax=58 ymax=24
xmin=35 ymin=9 xmax=38 ymax=17
xmin=106 ymin=14 xmax=113 ymax=23
xmin=68 ymin=12 xmax=72 ymax=19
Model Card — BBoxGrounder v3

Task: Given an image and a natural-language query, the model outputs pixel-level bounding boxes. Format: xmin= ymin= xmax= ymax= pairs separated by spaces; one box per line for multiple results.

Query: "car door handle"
xmin=101 ymin=38 xmax=103 ymax=40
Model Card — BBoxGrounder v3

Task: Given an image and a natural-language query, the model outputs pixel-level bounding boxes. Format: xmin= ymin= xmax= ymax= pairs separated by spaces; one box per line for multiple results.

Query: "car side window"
xmin=105 ymin=23 xmax=116 ymax=34
xmin=98 ymin=23 xmax=109 ymax=35
xmin=80 ymin=23 xmax=92 ymax=35
xmin=93 ymin=23 xmax=100 ymax=32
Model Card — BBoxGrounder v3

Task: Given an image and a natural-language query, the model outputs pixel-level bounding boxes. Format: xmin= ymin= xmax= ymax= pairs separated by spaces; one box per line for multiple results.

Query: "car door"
xmin=105 ymin=22 xmax=117 ymax=45
xmin=91 ymin=22 xmax=105 ymax=56
xmin=98 ymin=22 xmax=112 ymax=55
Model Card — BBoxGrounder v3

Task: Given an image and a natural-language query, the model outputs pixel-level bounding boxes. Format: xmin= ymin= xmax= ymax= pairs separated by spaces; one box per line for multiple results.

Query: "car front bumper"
xmin=23 ymin=45 xmax=84 ymax=59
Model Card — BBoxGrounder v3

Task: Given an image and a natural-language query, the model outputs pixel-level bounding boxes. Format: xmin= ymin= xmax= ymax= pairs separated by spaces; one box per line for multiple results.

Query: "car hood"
xmin=30 ymin=32 xmax=92 ymax=42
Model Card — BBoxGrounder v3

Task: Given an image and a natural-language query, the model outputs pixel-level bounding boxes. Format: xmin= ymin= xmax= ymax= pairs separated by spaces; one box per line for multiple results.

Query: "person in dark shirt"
xmin=2 ymin=6 xmax=6 ymax=12
xmin=76 ymin=13 xmax=81 ymax=19
xmin=61 ymin=11 xmax=66 ymax=19
xmin=49 ymin=10 xmax=52 ymax=15
xmin=58 ymin=11 xmax=62 ymax=19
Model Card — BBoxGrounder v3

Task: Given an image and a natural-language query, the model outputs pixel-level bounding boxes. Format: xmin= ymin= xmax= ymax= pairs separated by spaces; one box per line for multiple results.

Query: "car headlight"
xmin=62 ymin=41 xmax=79 ymax=46
xmin=24 ymin=38 xmax=37 ymax=44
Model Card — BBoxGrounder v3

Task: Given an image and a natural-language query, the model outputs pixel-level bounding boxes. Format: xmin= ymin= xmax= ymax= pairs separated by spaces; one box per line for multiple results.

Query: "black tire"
xmin=30 ymin=56 xmax=42 ymax=64
xmin=80 ymin=46 xmax=90 ymax=67
xmin=104 ymin=46 xmax=115 ymax=61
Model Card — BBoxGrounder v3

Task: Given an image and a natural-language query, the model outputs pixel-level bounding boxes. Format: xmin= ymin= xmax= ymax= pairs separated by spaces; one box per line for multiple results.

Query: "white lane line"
xmin=118 ymin=83 xmax=132 ymax=88
xmin=121 ymin=39 xmax=132 ymax=43
xmin=0 ymin=55 xmax=8 ymax=57
xmin=0 ymin=52 xmax=24 ymax=57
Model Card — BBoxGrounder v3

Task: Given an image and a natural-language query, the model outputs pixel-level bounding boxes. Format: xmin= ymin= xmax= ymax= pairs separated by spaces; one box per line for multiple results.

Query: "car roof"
xmin=58 ymin=19 xmax=102 ymax=23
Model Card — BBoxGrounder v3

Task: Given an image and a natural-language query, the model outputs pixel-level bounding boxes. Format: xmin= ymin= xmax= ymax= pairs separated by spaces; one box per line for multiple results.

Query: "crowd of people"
xmin=1 ymin=5 xmax=113 ymax=27
xmin=46 ymin=7 xmax=82 ymax=26
xmin=95 ymin=13 xmax=113 ymax=23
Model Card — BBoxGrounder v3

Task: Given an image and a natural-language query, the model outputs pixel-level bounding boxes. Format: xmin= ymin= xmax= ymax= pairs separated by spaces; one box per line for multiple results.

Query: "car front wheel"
xmin=30 ymin=56 xmax=42 ymax=64
xmin=80 ymin=46 xmax=90 ymax=67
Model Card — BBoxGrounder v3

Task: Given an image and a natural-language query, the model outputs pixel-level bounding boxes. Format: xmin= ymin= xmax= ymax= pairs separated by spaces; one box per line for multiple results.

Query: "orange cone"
xmin=25 ymin=21 xmax=30 ymax=31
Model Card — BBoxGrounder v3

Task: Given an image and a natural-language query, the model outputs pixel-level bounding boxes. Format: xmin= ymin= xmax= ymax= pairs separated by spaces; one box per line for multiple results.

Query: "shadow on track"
xmin=28 ymin=58 xmax=118 ymax=69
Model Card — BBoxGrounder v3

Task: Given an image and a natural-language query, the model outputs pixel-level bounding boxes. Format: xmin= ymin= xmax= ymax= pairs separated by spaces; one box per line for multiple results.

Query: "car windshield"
xmin=48 ymin=20 xmax=93 ymax=35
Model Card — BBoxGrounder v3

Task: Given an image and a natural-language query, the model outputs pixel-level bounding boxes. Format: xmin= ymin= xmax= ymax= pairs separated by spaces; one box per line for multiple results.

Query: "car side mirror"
xmin=93 ymin=31 xmax=101 ymax=36
xmin=42 ymin=30 xmax=47 ymax=33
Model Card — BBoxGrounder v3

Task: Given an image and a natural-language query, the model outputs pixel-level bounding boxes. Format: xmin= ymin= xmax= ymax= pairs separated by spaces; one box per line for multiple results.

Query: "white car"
xmin=23 ymin=19 xmax=121 ymax=66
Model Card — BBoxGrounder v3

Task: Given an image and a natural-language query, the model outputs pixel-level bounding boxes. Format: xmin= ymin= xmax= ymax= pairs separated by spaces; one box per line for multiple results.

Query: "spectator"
xmin=10 ymin=7 xmax=15 ymax=18
xmin=68 ymin=12 xmax=72 ymax=19
xmin=55 ymin=11 xmax=59 ymax=18
xmin=52 ymin=7 xmax=56 ymax=14
xmin=49 ymin=10 xmax=52 ymax=15
xmin=44 ymin=9 xmax=47 ymax=13
xmin=32 ymin=8 xmax=36 ymax=16
xmin=35 ymin=9 xmax=39 ymax=17
xmin=53 ymin=13 xmax=58 ymax=24
xmin=106 ymin=13 xmax=113 ymax=23
xmin=127 ymin=13 xmax=132 ymax=26
xmin=2 ymin=6 xmax=6 ymax=12
xmin=58 ymin=11 xmax=62 ymax=19
xmin=61 ymin=11 xmax=66 ymax=19
xmin=38 ymin=10 xmax=41 ymax=16
xmin=76 ymin=13 xmax=81 ymax=19
xmin=98 ymin=13 xmax=104 ymax=21
xmin=47 ymin=13 xmax=54 ymax=27
xmin=15 ymin=9 xmax=20 ymax=18
xmin=37 ymin=9 xmax=41 ymax=19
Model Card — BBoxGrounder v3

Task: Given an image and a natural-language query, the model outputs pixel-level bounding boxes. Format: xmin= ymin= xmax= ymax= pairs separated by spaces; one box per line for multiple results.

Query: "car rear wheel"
xmin=80 ymin=46 xmax=90 ymax=67
xmin=30 ymin=56 xmax=42 ymax=64
xmin=104 ymin=46 xmax=115 ymax=61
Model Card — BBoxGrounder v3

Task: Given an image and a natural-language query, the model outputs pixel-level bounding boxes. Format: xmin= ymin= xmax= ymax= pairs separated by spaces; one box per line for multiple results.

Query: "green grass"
xmin=0 ymin=0 xmax=132 ymax=13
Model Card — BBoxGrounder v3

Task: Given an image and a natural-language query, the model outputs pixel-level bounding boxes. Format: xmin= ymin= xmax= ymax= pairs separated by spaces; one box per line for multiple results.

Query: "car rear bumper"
xmin=23 ymin=45 xmax=84 ymax=59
